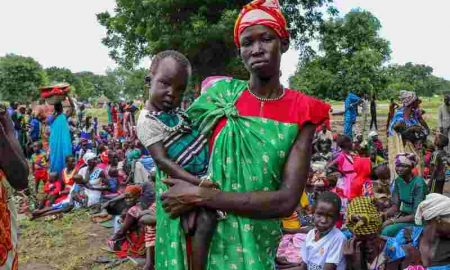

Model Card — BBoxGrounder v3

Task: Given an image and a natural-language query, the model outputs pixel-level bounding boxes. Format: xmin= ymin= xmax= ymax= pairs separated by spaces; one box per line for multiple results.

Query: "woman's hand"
xmin=161 ymin=178 xmax=210 ymax=218
xmin=382 ymin=219 xmax=394 ymax=228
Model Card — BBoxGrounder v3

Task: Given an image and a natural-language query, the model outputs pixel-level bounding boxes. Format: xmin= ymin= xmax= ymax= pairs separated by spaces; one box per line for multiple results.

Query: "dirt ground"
xmin=18 ymin=210 xmax=139 ymax=270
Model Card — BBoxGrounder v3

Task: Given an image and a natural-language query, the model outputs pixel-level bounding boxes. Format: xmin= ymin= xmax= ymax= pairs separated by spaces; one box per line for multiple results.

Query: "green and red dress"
xmin=154 ymin=78 xmax=330 ymax=270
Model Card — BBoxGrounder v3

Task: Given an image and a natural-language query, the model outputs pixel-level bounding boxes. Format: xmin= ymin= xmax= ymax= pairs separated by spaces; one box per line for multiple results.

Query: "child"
xmin=137 ymin=50 xmax=216 ymax=270
xmin=31 ymin=141 xmax=49 ymax=192
xmin=62 ymin=155 xmax=77 ymax=189
xmin=349 ymin=157 xmax=374 ymax=200
xmin=429 ymin=133 xmax=449 ymax=194
xmin=368 ymin=131 xmax=384 ymax=157
xmin=328 ymin=135 xmax=356 ymax=199
xmin=32 ymin=174 xmax=86 ymax=219
xmin=300 ymin=192 xmax=347 ymax=270
xmin=372 ymin=163 xmax=391 ymax=197
xmin=40 ymin=172 xmax=63 ymax=209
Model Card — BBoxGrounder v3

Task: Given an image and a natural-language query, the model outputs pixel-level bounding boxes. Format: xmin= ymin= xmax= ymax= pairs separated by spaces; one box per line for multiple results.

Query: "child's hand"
xmin=199 ymin=179 xmax=218 ymax=189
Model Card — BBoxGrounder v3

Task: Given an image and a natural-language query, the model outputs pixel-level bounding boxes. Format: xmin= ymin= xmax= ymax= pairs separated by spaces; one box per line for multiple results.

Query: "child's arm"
xmin=148 ymin=142 xmax=215 ymax=188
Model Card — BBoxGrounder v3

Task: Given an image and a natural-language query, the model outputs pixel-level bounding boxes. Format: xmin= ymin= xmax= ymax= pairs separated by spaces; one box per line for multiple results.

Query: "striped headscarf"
xmin=395 ymin=152 xmax=418 ymax=168
xmin=234 ymin=0 xmax=289 ymax=48
xmin=399 ymin=90 xmax=418 ymax=107
xmin=346 ymin=197 xmax=382 ymax=236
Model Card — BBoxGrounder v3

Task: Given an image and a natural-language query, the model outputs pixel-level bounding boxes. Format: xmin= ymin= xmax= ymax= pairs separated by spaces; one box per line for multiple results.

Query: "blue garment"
xmin=49 ymin=114 xmax=72 ymax=174
xmin=29 ymin=118 xmax=41 ymax=142
xmin=139 ymin=155 xmax=155 ymax=172
xmin=344 ymin=93 xmax=361 ymax=138
xmin=388 ymin=107 xmax=419 ymax=136
xmin=384 ymin=226 xmax=423 ymax=262
xmin=428 ymin=265 xmax=450 ymax=270
xmin=108 ymin=178 xmax=118 ymax=193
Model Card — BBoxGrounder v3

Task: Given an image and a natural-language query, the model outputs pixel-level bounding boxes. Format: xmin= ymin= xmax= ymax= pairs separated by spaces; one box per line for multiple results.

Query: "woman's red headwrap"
xmin=234 ymin=0 xmax=289 ymax=48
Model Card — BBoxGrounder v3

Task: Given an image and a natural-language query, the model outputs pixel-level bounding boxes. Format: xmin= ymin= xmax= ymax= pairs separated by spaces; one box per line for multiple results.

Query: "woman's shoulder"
xmin=284 ymin=89 xmax=331 ymax=125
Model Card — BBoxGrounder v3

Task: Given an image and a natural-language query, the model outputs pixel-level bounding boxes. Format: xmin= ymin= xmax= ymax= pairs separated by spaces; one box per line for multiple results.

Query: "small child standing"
xmin=300 ymin=192 xmax=347 ymax=270
xmin=137 ymin=50 xmax=216 ymax=270
xmin=430 ymin=133 xmax=449 ymax=194
xmin=31 ymin=141 xmax=49 ymax=193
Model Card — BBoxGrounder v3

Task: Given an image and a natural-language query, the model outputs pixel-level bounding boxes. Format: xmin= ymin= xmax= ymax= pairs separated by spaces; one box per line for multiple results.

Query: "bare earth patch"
xmin=18 ymin=210 xmax=138 ymax=270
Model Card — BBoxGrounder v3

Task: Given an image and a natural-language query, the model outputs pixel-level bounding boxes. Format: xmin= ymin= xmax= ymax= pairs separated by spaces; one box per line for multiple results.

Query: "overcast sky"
xmin=1 ymin=0 xmax=449 ymax=86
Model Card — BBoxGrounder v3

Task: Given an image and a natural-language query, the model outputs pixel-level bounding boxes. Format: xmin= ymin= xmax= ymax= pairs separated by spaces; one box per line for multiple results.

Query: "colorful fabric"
xmin=49 ymin=114 xmax=72 ymax=174
xmin=33 ymin=170 xmax=48 ymax=183
xmin=0 ymin=171 xmax=18 ymax=270
xmin=346 ymin=197 xmax=382 ymax=236
xmin=62 ymin=168 xmax=76 ymax=188
xmin=349 ymin=157 xmax=373 ymax=200
xmin=125 ymin=185 xmax=142 ymax=198
xmin=384 ymin=226 xmax=422 ymax=261
xmin=415 ymin=193 xmax=450 ymax=225
xmin=334 ymin=152 xmax=356 ymax=198
xmin=83 ymin=152 xmax=96 ymax=163
xmin=153 ymin=78 xmax=330 ymax=270
xmin=234 ymin=0 xmax=289 ymax=48
xmin=144 ymin=203 xmax=156 ymax=248
xmin=31 ymin=152 xmax=48 ymax=171
xmin=399 ymin=90 xmax=417 ymax=107
xmin=395 ymin=153 xmax=418 ymax=168
xmin=344 ymin=92 xmax=361 ymax=138
xmin=388 ymin=107 xmax=419 ymax=136
xmin=137 ymin=109 xmax=209 ymax=177
xmin=276 ymin=233 xmax=306 ymax=264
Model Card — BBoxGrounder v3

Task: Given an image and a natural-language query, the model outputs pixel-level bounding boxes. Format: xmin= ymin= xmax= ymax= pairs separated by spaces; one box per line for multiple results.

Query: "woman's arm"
xmin=161 ymin=123 xmax=316 ymax=219
xmin=0 ymin=110 xmax=29 ymax=190
xmin=65 ymin=96 xmax=75 ymax=117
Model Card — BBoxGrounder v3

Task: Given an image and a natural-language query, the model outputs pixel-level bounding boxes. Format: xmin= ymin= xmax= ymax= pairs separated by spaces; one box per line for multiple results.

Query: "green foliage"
xmin=384 ymin=62 xmax=448 ymax=98
xmin=290 ymin=9 xmax=391 ymax=99
xmin=97 ymin=0 xmax=333 ymax=80
xmin=0 ymin=54 xmax=47 ymax=102
xmin=106 ymin=67 xmax=147 ymax=101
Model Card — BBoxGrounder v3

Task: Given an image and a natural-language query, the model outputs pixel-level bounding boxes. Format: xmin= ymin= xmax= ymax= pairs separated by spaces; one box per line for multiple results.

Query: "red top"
xmin=44 ymin=181 xmax=62 ymax=196
xmin=211 ymin=89 xmax=331 ymax=146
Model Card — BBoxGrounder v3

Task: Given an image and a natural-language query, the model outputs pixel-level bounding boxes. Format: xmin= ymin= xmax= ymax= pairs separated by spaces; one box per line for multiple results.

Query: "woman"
xmin=381 ymin=153 xmax=427 ymax=237
xmin=49 ymin=97 xmax=75 ymax=174
xmin=78 ymin=152 xmax=107 ymax=207
xmin=0 ymin=104 xmax=29 ymax=270
xmin=157 ymin=1 xmax=330 ymax=269
xmin=388 ymin=90 xmax=429 ymax=178
xmin=416 ymin=193 xmax=450 ymax=269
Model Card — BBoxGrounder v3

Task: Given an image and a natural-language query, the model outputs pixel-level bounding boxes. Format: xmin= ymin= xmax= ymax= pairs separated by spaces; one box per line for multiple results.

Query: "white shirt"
xmin=301 ymin=227 xmax=347 ymax=270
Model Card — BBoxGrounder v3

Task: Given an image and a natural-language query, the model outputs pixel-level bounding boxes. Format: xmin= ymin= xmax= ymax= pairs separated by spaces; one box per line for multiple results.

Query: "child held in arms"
xmin=136 ymin=50 xmax=218 ymax=270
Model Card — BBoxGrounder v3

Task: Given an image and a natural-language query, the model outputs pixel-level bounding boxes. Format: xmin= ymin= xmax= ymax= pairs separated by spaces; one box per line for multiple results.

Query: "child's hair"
xmin=148 ymin=50 xmax=192 ymax=79
xmin=65 ymin=155 xmax=75 ymax=162
xmin=316 ymin=191 xmax=341 ymax=219
xmin=109 ymin=168 xmax=119 ymax=177
xmin=336 ymin=134 xmax=352 ymax=149
xmin=435 ymin=133 xmax=449 ymax=148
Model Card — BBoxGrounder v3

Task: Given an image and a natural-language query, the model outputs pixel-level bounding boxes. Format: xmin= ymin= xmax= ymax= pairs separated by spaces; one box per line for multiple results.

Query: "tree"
xmin=97 ymin=0 xmax=334 ymax=80
xmin=0 ymin=54 xmax=47 ymax=103
xmin=384 ymin=62 xmax=444 ymax=97
xmin=290 ymin=9 xmax=391 ymax=99
xmin=105 ymin=67 xmax=147 ymax=101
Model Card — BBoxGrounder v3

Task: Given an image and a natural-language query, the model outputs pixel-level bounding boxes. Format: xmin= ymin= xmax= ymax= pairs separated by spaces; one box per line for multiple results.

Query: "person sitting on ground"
xmin=349 ymin=157 xmax=374 ymax=200
xmin=372 ymin=164 xmax=391 ymax=198
xmin=78 ymin=152 xmax=107 ymax=207
xmin=416 ymin=193 xmax=450 ymax=269
xmin=31 ymin=141 xmax=49 ymax=193
xmin=381 ymin=153 xmax=428 ymax=237
xmin=368 ymin=131 xmax=384 ymax=157
xmin=31 ymin=174 xmax=87 ymax=219
xmin=108 ymin=185 xmax=149 ymax=258
xmin=62 ymin=155 xmax=77 ymax=190
xmin=39 ymin=172 xmax=63 ymax=209
xmin=429 ymin=133 xmax=449 ymax=194
xmin=299 ymin=192 xmax=347 ymax=270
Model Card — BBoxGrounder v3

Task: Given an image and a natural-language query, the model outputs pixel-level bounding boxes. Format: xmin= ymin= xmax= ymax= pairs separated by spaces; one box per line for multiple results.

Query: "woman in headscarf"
xmin=380 ymin=153 xmax=427 ymax=237
xmin=78 ymin=152 xmax=107 ymax=206
xmin=416 ymin=193 xmax=450 ymax=269
xmin=49 ymin=97 xmax=75 ymax=174
xmin=156 ymin=1 xmax=330 ymax=269
xmin=387 ymin=90 xmax=429 ymax=178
